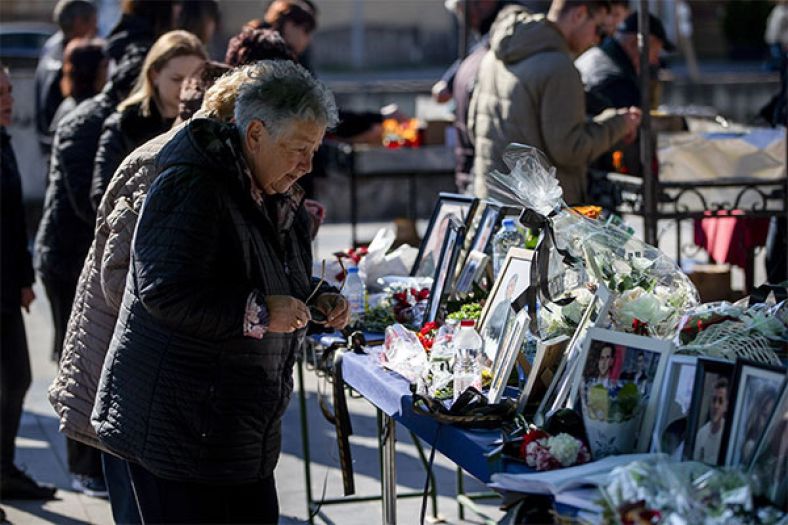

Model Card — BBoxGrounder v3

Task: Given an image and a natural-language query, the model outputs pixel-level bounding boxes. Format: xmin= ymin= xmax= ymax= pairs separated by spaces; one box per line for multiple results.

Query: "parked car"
xmin=0 ymin=22 xmax=57 ymax=68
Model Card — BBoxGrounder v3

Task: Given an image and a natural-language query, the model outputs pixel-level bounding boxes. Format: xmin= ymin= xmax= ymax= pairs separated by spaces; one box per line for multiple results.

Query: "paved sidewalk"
xmin=2 ymin=222 xmax=503 ymax=525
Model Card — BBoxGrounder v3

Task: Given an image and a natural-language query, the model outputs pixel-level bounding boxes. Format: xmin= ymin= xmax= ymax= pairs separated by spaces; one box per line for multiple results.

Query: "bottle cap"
xmin=502 ymin=218 xmax=516 ymax=228
xmin=460 ymin=319 xmax=475 ymax=327
xmin=347 ymin=267 xmax=359 ymax=274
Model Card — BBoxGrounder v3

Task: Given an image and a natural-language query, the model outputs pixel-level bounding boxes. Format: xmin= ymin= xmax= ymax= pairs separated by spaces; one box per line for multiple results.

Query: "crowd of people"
xmin=1 ymin=0 xmax=786 ymax=523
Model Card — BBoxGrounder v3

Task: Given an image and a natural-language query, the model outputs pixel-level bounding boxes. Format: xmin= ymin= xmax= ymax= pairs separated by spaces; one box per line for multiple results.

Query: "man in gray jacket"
xmin=469 ymin=0 xmax=641 ymax=204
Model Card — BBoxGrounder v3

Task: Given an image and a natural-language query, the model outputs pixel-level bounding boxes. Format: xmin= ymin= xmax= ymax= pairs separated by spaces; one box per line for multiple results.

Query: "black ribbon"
xmin=511 ymin=208 xmax=582 ymax=334
xmin=747 ymin=283 xmax=788 ymax=307
xmin=411 ymin=387 xmax=516 ymax=429
xmin=330 ymin=348 xmax=356 ymax=496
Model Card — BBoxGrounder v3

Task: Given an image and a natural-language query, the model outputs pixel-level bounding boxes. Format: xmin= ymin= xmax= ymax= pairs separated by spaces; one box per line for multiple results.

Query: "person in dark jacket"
xmin=35 ymin=0 xmax=97 ymax=157
xmin=32 ymin=45 xmax=140 ymax=499
xmin=92 ymin=59 xmax=347 ymax=524
xmin=0 ymin=67 xmax=57 ymax=502
xmin=178 ymin=0 xmax=220 ymax=44
xmin=574 ymin=12 xmax=673 ymax=176
xmin=104 ymin=0 xmax=181 ymax=94
xmin=90 ymin=30 xmax=206 ymax=207
xmin=435 ymin=0 xmax=516 ymax=192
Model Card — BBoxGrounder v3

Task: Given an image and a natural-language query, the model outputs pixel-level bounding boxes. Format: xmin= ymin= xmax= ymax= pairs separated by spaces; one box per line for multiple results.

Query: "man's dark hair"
xmin=224 ymin=28 xmax=296 ymax=66
xmin=62 ymin=37 xmax=105 ymax=99
xmin=713 ymin=377 xmax=729 ymax=392
xmin=553 ymin=0 xmax=612 ymax=17
xmin=120 ymin=0 xmax=180 ymax=38
xmin=178 ymin=0 xmax=220 ymax=43
xmin=54 ymin=0 xmax=96 ymax=35
xmin=264 ymin=0 xmax=317 ymax=33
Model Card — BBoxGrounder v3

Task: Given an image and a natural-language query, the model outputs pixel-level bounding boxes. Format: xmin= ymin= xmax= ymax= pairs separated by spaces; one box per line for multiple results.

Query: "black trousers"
xmin=128 ymin=462 xmax=279 ymax=524
xmin=41 ymin=275 xmax=103 ymax=478
xmin=41 ymin=275 xmax=77 ymax=363
xmin=0 ymin=310 xmax=32 ymax=474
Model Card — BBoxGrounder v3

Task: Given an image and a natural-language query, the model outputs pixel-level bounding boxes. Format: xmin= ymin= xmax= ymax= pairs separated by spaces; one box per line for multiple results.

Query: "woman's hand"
xmin=20 ymin=287 xmax=35 ymax=313
xmin=313 ymin=293 xmax=350 ymax=330
xmin=265 ymin=295 xmax=311 ymax=333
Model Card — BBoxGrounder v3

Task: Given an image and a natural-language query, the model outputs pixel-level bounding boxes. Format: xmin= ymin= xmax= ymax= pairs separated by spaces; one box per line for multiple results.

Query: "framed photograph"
xmin=488 ymin=309 xmax=529 ymax=404
xmin=651 ymin=354 xmax=699 ymax=460
xmin=683 ymin=358 xmax=735 ymax=465
xmin=412 ymin=193 xmax=478 ymax=278
xmin=537 ymin=285 xmax=613 ymax=423
xmin=466 ymin=202 xmax=522 ymax=257
xmin=423 ymin=216 xmax=466 ymax=326
xmin=477 ymin=248 xmax=533 ymax=364
xmin=723 ymin=359 xmax=785 ymax=467
xmin=454 ymin=250 xmax=489 ymax=295
xmin=747 ymin=379 xmax=788 ymax=512
xmin=573 ymin=328 xmax=672 ymax=457
xmin=517 ymin=336 xmax=569 ymax=415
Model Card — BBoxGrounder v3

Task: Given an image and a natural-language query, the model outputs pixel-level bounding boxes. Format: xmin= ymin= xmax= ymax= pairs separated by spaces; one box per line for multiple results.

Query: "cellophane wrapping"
xmin=486 ymin=144 xmax=699 ymax=339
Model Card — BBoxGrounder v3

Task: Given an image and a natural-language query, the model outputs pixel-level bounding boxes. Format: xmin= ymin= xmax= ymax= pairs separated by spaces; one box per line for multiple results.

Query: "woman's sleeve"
xmin=91 ymin=114 xmax=130 ymax=210
xmin=131 ymin=169 xmax=252 ymax=339
xmin=100 ymin=194 xmax=138 ymax=311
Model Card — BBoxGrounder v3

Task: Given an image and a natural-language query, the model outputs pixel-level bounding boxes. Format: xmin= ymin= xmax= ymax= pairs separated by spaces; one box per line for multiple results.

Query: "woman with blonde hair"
xmin=90 ymin=29 xmax=206 ymax=206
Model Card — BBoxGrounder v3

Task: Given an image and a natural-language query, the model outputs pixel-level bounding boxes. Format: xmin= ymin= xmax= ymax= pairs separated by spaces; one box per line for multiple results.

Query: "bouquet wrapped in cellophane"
xmin=486 ymin=144 xmax=699 ymax=339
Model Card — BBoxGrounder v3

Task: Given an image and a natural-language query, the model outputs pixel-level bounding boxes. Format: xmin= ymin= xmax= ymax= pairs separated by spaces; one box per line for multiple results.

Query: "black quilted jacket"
xmin=90 ymin=101 xmax=173 ymax=209
xmin=34 ymin=93 xmax=116 ymax=282
xmin=92 ymin=118 xmax=314 ymax=484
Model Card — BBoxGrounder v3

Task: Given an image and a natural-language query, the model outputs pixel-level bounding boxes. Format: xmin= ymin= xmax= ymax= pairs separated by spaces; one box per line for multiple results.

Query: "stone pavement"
xmin=1 ymin=222 xmax=504 ymax=525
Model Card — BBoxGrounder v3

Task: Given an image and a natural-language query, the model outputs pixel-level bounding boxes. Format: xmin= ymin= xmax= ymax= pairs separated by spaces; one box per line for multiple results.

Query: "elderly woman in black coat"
xmin=91 ymin=60 xmax=347 ymax=524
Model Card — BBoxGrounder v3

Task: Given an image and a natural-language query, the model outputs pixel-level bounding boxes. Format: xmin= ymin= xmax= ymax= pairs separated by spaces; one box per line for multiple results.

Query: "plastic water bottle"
xmin=492 ymin=218 xmax=526 ymax=278
xmin=452 ymin=320 xmax=483 ymax=401
xmin=342 ymin=267 xmax=366 ymax=325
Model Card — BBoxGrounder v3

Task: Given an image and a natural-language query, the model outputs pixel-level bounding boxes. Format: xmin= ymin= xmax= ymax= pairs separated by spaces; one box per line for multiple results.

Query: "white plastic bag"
xmin=359 ymin=226 xmax=419 ymax=291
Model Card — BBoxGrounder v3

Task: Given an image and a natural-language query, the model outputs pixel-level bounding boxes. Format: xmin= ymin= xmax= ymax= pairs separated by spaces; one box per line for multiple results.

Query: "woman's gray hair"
xmin=234 ymin=60 xmax=338 ymax=139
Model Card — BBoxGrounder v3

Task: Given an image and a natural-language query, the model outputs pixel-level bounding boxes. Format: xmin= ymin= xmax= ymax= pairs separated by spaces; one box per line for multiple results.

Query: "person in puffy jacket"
xmin=90 ymin=30 xmax=206 ymax=207
xmin=49 ymin=61 xmax=232 ymax=525
xmin=49 ymin=37 xmax=107 ymax=135
xmin=469 ymin=0 xmax=642 ymax=204
xmin=92 ymin=59 xmax=348 ymax=524
xmin=35 ymin=0 xmax=97 ymax=156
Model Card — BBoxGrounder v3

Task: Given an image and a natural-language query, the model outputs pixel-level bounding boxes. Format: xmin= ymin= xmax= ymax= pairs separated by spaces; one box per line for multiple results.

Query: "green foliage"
xmin=447 ymin=301 xmax=483 ymax=322
xmin=363 ymin=306 xmax=396 ymax=333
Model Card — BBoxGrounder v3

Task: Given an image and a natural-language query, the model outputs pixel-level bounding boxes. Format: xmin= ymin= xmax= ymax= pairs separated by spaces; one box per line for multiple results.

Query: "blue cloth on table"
xmin=341 ymin=350 xmax=531 ymax=483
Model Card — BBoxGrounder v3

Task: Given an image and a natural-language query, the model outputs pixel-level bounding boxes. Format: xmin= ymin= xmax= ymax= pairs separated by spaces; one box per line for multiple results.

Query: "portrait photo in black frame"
xmin=747 ymin=378 xmax=788 ymax=512
xmin=722 ymin=359 xmax=785 ymax=467
xmin=650 ymin=354 xmax=699 ymax=459
xmin=683 ymin=358 xmax=735 ymax=466
xmin=454 ymin=201 xmax=522 ymax=287
xmin=411 ymin=193 xmax=478 ymax=278
xmin=466 ymin=202 xmax=522 ymax=258
xmin=423 ymin=216 xmax=466 ymax=326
